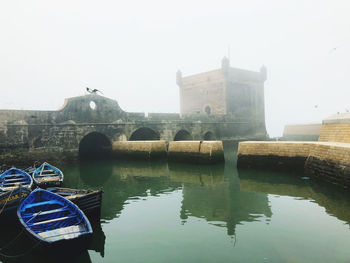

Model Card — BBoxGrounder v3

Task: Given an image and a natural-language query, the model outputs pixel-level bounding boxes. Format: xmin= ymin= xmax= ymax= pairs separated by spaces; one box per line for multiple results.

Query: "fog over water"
xmin=1 ymin=0 xmax=349 ymax=136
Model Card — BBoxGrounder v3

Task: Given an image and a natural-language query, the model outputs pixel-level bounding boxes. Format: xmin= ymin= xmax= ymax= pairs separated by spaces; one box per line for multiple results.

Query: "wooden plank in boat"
xmin=3 ymin=174 xmax=24 ymax=177
xmin=36 ymin=173 xmax=59 ymax=177
xmin=2 ymin=182 xmax=29 ymax=186
xmin=38 ymin=225 xmax=84 ymax=240
xmin=38 ymin=176 xmax=61 ymax=182
xmin=3 ymin=178 xmax=27 ymax=182
xmin=25 ymin=207 xmax=68 ymax=217
xmin=32 ymin=216 xmax=71 ymax=226
xmin=25 ymin=200 xmax=58 ymax=209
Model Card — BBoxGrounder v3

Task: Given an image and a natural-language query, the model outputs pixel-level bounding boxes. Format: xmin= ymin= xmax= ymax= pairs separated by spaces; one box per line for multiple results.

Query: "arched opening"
xmin=79 ymin=132 xmax=112 ymax=160
xmin=129 ymin=127 xmax=160 ymax=141
xmin=203 ymin=131 xmax=216 ymax=140
xmin=205 ymin=106 xmax=211 ymax=115
xmin=174 ymin=129 xmax=193 ymax=141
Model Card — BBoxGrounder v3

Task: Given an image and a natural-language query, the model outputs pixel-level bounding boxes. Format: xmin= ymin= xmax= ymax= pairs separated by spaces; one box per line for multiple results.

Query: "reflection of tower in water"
xmin=177 ymin=162 xmax=272 ymax=237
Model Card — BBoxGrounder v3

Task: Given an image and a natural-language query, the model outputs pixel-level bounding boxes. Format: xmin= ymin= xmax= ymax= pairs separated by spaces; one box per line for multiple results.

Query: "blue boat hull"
xmin=18 ymin=189 xmax=92 ymax=250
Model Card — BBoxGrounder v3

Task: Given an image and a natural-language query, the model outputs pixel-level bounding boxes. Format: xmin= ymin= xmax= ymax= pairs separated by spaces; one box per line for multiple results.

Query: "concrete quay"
xmin=237 ymin=113 xmax=350 ymax=188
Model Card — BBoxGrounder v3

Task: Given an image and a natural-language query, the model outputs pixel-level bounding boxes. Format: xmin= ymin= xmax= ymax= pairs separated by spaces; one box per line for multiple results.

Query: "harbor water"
xmin=1 ymin=144 xmax=350 ymax=262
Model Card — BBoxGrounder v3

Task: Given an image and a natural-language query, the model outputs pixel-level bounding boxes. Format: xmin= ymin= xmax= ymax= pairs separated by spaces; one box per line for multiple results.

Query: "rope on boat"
xmin=0 ymin=240 xmax=42 ymax=259
xmin=0 ymin=187 xmax=16 ymax=215
xmin=0 ymin=211 xmax=42 ymax=252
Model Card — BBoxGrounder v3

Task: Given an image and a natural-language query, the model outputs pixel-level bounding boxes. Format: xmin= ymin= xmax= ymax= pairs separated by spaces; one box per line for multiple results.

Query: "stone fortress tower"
xmin=176 ymin=57 xmax=267 ymax=122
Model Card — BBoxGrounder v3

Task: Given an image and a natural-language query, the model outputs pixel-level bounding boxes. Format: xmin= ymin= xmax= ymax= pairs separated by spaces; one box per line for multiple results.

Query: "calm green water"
xmin=2 ymin=147 xmax=350 ymax=262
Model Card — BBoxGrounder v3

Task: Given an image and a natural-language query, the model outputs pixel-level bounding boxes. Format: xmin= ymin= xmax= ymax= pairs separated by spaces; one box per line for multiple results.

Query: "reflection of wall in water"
xmin=168 ymin=162 xmax=225 ymax=186
xmin=238 ymin=168 xmax=350 ymax=226
xmin=78 ymin=161 xmax=180 ymax=220
xmin=112 ymin=161 xmax=169 ymax=179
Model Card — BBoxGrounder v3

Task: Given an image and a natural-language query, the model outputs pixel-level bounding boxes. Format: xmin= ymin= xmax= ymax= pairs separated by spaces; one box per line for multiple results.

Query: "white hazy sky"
xmin=1 ymin=0 xmax=349 ymax=137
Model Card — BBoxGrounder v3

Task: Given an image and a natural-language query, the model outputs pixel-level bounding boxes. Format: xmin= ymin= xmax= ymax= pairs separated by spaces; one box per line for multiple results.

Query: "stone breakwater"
xmin=237 ymin=141 xmax=350 ymax=188
xmin=112 ymin=141 xmax=168 ymax=160
xmin=112 ymin=140 xmax=225 ymax=164
xmin=168 ymin=141 xmax=225 ymax=164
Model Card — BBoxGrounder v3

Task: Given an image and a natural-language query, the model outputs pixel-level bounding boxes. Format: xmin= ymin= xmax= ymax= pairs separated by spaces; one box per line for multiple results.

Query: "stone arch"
xmin=203 ymin=131 xmax=216 ymax=140
xmin=79 ymin=132 xmax=112 ymax=159
xmin=129 ymin=127 xmax=160 ymax=141
xmin=174 ymin=129 xmax=193 ymax=141
xmin=33 ymin=137 xmax=44 ymax=148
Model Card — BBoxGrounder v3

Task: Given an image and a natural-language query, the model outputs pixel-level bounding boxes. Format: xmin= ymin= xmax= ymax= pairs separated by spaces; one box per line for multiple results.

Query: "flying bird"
xmin=329 ymin=47 xmax=339 ymax=54
xmin=86 ymin=87 xmax=103 ymax=95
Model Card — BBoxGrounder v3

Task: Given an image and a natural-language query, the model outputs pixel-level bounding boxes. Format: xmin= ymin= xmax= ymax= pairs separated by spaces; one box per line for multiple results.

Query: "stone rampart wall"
xmin=282 ymin=123 xmax=321 ymax=141
xmin=238 ymin=141 xmax=315 ymax=157
xmin=237 ymin=141 xmax=316 ymax=171
xmin=318 ymin=123 xmax=350 ymax=143
xmin=237 ymin=141 xmax=350 ymax=188
xmin=305 ymin=142 xmax=350 ymax=187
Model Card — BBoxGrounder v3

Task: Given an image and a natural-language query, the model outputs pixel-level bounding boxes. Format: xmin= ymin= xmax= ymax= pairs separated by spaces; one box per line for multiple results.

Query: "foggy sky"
xmin=1 ymin=0 xmax=349 ymax=137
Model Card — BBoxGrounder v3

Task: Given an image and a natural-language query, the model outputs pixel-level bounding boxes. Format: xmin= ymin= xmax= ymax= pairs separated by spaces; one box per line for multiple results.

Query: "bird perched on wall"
xmin=86 ymin=87 xmax=103 ymax=95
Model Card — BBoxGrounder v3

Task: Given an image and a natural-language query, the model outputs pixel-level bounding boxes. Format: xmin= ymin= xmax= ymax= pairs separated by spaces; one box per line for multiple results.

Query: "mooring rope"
xmin=0 ymin=228 xmax=26 ymax=252
xmin=0 ymin=210 xmax=44 ymax=258
xmin=0 ymin=240 xmax=42 ymax=259
xmin=0 ymin=211 xmax=42 ymax=252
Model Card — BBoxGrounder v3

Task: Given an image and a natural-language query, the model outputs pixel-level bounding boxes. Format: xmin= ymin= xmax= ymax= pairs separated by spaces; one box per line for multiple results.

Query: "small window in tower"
xmin=89 ymin=101 xmax=96 ymax=110
xmin=205 ymin=106 xmax=211 ymax=115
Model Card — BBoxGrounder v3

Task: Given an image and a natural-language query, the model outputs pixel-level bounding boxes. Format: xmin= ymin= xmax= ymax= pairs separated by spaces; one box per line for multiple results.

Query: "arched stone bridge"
xmin=0 ymin=95 xmax=266 ymax=163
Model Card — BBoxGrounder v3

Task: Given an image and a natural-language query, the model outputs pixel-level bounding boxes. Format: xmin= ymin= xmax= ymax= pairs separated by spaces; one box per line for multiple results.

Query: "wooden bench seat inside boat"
xmin=3 ymin=178 xmax=27 ymax=182
xmin=24 ymin=200 xmax=59 ymax=210
xmin=38 ymin=176 xmax=61 ymax=182
xmin=36 ymin=173 xmax=59 ymax=177
xmin=22 ymin=207 xmax=70 ymax=218
xmin=37 ymin=225 xmax=86 ymax=241
xmin=2 ymin=182 xmax=29 ymax=187
xmin=31 ymin=215 xmax=76 ymax=226
xmin=3 ymin=174 xmax=25 ymax=179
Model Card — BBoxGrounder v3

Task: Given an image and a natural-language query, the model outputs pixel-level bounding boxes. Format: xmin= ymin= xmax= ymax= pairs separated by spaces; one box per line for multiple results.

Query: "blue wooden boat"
xmin=0 ymin=168 xmax=33 ymax=192
xmin=32 ymin=162 xmax=64 ymax=187
xmin=17 ymin=188 xmax=92 ymax=249
xmin=0 ymin=186 xmax=31 ymax=216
